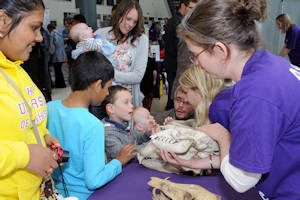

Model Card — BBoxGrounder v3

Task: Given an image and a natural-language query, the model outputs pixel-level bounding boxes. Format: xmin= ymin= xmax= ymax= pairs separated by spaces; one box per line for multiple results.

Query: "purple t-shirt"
xmin=209 ymin=86 xmax=232 ymax=131
xmin=285 ymin=25 xmax=300 ymax=66
xmin=229 ymin=50 xmax=300 ymax=199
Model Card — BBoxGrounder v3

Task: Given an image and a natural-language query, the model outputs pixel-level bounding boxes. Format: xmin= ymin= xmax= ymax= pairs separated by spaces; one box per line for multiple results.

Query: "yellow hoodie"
xmin=0 ymin=51 xmax=49 ymax=200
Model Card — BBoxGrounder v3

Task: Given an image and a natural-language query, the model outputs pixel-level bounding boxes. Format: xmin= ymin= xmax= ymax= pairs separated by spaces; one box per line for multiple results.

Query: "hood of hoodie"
xmin=0 ymin=51 xmax=23 ymax=69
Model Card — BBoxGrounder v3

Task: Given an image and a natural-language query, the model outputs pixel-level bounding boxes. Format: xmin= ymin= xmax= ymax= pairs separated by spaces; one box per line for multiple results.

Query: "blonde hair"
xmin=69 ymin=23 xmax=85 ymax=42
xmin=179 ymin=65 xmax=227 ymax=127
xmin=132 ymin=107 xmax=148 ymax=125
xmin=276 ymin=13 xmax=295 ymax=33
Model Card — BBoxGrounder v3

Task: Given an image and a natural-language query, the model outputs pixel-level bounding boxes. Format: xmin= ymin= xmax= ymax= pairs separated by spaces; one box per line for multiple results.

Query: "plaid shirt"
xmin=102 ymin=117 xmax=149 ymax=162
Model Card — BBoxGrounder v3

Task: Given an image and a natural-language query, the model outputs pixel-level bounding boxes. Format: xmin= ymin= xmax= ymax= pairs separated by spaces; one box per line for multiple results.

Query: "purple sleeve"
xmin=229 ymin=96 xmax=286 ymax=174
xmin=209 ymin=109 xmax=230 ymax=130
xmin=209 ymin=87 xmax=232 ymax=131
xmin=286 ymin=26 xmax=299 ymax=50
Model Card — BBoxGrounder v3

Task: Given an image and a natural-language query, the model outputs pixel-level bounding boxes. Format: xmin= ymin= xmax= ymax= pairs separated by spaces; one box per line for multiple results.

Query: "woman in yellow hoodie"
xmin=0 ymin=0 xmax=60 ymax=199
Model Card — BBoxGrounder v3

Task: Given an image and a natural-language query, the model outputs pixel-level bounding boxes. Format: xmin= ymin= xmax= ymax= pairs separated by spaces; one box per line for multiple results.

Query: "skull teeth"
xmin=153 ymin=136 xmax=176 ymax=144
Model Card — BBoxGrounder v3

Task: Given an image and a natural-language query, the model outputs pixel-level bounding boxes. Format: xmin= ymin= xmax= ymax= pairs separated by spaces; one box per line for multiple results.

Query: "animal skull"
xmin=137 ymin=121 xmax=219 ymax=175
xmin=148 ymin=177 xmax=221 ymax=200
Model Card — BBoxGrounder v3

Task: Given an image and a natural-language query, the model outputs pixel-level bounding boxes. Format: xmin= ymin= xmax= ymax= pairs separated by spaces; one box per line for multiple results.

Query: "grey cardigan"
xmin=95 ymin=27 xmax=149 ymax=107
xmin=102 ymin=118 xmax=150 ymax=162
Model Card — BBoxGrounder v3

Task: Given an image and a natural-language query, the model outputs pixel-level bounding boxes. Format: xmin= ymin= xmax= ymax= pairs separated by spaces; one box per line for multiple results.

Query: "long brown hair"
xmin=179 ymin=0 xmax=267 ymax=52
xmin=110 ymin=0 xmax=144 ymax=46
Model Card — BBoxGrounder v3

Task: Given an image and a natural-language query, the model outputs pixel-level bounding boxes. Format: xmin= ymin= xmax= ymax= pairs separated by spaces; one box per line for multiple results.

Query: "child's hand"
xmin=83 ymin=41 xmax=87 ymax=52
xmin=146 ymin=117 xmax=160 ymax=135
xmin=115 ymin=144 xmax=137 ymax=166
xmin=149 ymin=122 xmax=160 ymax=135
xmin=163 ymin=117 xmax=173 ymax=125
xmin=44 ymin=134 xmax=61 ymax=147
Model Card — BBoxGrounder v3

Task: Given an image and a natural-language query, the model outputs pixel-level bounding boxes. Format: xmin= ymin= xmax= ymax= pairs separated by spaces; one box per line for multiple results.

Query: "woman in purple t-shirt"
xmin=158 ymin=0 xmax=300 ymax=199
xmin=276 ymin=13 xmax=300 ymax=67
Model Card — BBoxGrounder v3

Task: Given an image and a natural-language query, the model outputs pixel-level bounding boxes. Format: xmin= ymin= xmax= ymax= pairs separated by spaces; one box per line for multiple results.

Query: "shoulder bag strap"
xmin=0 ymin=68 xmax=42 ymax=145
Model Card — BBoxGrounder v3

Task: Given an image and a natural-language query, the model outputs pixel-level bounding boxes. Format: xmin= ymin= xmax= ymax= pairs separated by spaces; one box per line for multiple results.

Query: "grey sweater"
xmin=102 ymin=118 xmax=150 ymax=162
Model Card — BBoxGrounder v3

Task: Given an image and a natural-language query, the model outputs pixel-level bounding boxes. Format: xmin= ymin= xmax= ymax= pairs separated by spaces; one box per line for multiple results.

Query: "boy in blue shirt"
xmin=47 ymin=51 xmax=137 ymax=200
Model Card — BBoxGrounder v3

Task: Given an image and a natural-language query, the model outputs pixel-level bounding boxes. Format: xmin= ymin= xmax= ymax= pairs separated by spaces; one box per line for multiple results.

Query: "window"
xmin=96 ymin=0 xmax=104 ymax=5
xmin=106 ymin=0 xmax=114 ymax=6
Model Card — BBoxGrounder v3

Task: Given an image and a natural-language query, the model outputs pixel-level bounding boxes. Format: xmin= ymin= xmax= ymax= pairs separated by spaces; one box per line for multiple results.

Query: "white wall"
xmin=44 ymin=0 xmax=171 ymax=30
xmin=43 ymin=0 xmax=78 ymax=31
xmin=258 ymin=0 xmax=300 ymax=55
xmin=140 ymin=0 xmax=171 ymax=18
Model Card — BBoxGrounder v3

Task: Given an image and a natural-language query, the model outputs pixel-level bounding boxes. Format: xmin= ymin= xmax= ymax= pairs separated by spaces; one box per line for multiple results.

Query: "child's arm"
xmin=105 ymin=134 xmax=127 ymax=161
xmin=83 ymin=124 xmax=122 ymax=190
xmin=133 ymin=129 xmax=150 ymax=145
xmin=101 ymin=39 xmax=116 ymax=56
xmin=71 ymin=47 xmax=84 ymax=60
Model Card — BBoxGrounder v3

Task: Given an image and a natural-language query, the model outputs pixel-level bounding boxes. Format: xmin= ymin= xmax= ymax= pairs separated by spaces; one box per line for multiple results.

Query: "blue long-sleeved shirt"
xmin=47 ymin=100 xmax=122 ymax=200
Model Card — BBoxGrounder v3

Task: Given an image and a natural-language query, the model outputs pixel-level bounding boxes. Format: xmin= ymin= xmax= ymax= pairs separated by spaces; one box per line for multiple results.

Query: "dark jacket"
xmin=164 ymin=11 xmax=183 ymax=74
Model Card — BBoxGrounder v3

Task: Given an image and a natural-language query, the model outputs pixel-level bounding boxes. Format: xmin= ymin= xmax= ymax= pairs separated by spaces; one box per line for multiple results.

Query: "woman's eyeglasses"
xmin=189 ymin=48 xmax=207 ymax=64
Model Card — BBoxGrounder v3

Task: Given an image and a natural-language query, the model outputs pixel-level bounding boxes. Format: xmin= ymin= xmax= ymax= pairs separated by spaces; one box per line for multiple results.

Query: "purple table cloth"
xmin=88 ymin=161 xmax=261 ymax=200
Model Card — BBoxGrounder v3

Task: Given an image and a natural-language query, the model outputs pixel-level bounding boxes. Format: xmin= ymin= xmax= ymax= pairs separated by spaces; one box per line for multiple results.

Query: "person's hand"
xmin=157 ymin=149 xmax=191 ymax=167
xmin=115 ymin=144 xmax=137 ymax=166
xmin=44 ymin=135 xmax=65 ymax=166
xmin=83 ymin=41 xmax=87 ymax=52
xmin=44 ymin=134 xmax=61 ymax=147
xmin=197 ymin=123 xmax=231 ymax=160
xmin=196 ymin=123 xmax=231 ymax=143
xmin=25 ymin=144 xmax=59 ymax=177
xmin=63 ymin=57 xmax=69 ymax=67
xmin=153 ymin=80 xmax=157 ymax=86
xmin=163 ymin=117 xmax=173 ymax=125
xmin=150 ymin=122 xmax=160 ymax=135
xmin=146 ymin=119 xmax=160 ymax=135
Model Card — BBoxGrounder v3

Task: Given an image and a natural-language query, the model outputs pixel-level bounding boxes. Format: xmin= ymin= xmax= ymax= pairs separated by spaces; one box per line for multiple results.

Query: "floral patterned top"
xmin=95 ymin=27 xmax=149 ymax=107
xmin=109 ymin=39 xmax=133 ymax=90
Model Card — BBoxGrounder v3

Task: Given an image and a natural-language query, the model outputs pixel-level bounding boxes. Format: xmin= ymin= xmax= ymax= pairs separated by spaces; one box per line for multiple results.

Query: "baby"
xmin=102 ymin=86 xmax=160 ymax=162
xmin=69 ymin=23 xmax=115 ymax=60
xmin=132 ymin=107 xmax=160 ymax=134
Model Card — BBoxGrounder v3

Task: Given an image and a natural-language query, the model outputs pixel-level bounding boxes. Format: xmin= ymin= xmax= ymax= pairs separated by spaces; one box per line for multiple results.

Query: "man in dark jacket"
xmin=164 ymin=0 xmax=197 ymax=110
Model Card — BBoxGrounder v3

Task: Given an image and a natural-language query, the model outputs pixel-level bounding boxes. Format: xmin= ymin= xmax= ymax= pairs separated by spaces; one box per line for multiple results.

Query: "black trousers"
xmin=53 ymin=62 xmax=66 ymax=88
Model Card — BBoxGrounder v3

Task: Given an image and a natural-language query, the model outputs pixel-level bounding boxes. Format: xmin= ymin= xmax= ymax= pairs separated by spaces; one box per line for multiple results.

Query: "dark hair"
xmin=276 ymin=13 xmax=294 ymax=33
xmin=47 ymin=23 xmax=56 ymax=32
xmin=180 ymin=0 xmax=198 ymax=7
xmin=0 ymin=0 xmax=44 ymax=34
xmin=73 ymin=14 xmax=86 ymax=23
xmin=180 ymin=0 xmax=267 ymax=52
xmin=112 ymin=4 xmax=118 ymax=13
xmin=70 ymin=51 xmax=114 ymax=91
xmin=100 ymin=85 xmax=130 ymax=115
xmin=110 ymin=0 xmax=144 ymax=46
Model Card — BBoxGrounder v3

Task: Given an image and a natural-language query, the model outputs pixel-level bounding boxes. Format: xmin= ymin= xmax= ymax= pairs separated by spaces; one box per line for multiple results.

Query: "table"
xmin=88 ymin=161 xmax=261 ymax=200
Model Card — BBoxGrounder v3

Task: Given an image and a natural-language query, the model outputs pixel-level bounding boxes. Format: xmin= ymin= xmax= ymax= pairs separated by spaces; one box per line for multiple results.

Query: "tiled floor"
xmin=51 ymin=86 xmax=71 ymax=101
xmin=50 ymin=64 xmax=168 ymax=113
xmin=51 ymin=87 xmax=167 ymax=114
